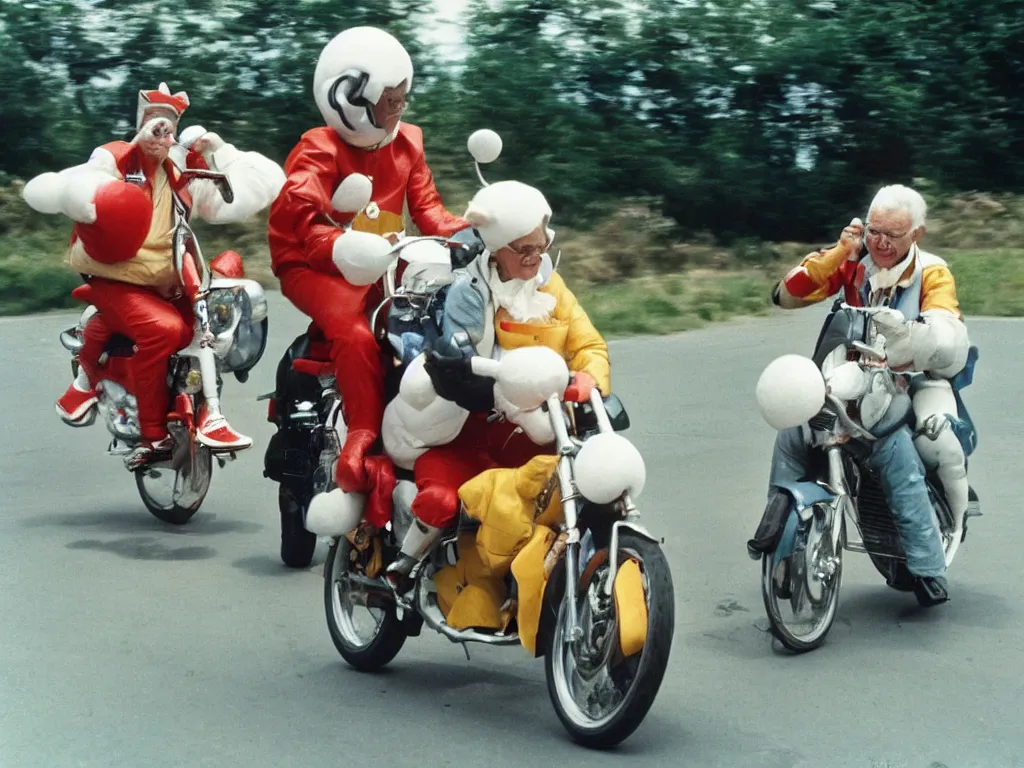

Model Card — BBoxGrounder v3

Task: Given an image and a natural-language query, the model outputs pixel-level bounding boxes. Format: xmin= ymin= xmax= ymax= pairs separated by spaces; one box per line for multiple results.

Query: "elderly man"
xmin=267 ymin=26 xmax=471 ymax=500
xmin=762 ymin=183 xmax=972 ymax=607
xmin=23 ymin=82 xmax=285 ymax=468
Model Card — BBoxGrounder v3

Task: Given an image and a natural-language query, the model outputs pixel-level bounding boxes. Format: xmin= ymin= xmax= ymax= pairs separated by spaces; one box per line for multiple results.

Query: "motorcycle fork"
xmin=167 ymin=394 xmax=200 ymax=472
xmin=554 ymin=432 xmax=585 ymax=646
xmin=825 ymin=445 xmax=852 ymax=553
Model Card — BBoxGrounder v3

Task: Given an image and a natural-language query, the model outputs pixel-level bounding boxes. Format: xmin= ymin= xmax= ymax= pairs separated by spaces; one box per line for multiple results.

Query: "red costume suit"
xmin=72 ymin=141 xmax=206 ymax=442
xmin=24 ymin=82 xmax=286 ymax=467
xmin=268 ymin=28 xmax=469 ymax=496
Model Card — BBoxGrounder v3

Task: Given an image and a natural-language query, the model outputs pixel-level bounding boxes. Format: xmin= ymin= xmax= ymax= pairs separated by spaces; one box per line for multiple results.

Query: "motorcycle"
xmin=262 ymin=131 xmax=675 ymax=748
xmin=58 ymin=154 xmax=269 ymax=525
xmin=749 ymin=300 xmax=981 ymax=652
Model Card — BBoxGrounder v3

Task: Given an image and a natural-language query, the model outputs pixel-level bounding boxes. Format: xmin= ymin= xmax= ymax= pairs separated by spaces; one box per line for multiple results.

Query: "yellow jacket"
xmin=777 ymin=242 xmax=962 ymax=319
xmin=493 ymin=270 xmax=611 ymax=394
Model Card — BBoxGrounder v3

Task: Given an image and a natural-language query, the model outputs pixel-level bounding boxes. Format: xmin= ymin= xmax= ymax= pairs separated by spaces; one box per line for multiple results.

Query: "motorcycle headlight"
xmin=207 ymin=289 xmax=239 ymax=337
xmin=206 ymin=279 xmax=269 ymax=377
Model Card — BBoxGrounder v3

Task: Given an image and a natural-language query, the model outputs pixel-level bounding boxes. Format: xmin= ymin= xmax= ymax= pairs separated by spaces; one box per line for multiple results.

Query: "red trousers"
xmin=411 ymin=413 xmax=554 ymax=528
xmin=279 ymin=266 xmax=386 ymax=438
xmin=80 ymin=278 xmax=194 ymax=441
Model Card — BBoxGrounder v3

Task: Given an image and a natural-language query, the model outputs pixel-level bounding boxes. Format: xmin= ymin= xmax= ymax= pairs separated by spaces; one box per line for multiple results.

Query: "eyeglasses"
xmin=503 ymin=241 xmax=548 ymax=259
xmin=865 ymin=224 xmax=911 ymax=244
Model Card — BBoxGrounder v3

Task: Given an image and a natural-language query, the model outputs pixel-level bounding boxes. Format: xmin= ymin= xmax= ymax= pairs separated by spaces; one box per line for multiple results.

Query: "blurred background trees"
xmin=1 ymin=0 xmax=1021 ymax=248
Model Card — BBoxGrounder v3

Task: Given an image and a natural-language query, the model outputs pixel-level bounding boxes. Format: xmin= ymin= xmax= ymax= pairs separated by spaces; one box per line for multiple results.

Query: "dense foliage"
xmin=2 ymin=0 xmax=1021 ymax=244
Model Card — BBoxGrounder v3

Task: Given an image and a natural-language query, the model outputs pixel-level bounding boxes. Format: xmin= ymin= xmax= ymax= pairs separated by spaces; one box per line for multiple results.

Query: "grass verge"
xmin=575 ymin=270 xmax=776 ymax=338
xmin=3 ymin=228 xmax=1022 ymax=336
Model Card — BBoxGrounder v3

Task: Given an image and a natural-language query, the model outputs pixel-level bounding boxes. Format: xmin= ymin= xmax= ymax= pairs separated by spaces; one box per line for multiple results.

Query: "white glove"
xmin=332 ymin=230 xmax=394 ymax=285
xmin=869 ymin=307 xmax=910 ymax=335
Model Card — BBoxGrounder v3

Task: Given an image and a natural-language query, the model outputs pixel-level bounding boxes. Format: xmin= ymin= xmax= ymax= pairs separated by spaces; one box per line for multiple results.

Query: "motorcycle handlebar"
xmin=178 ymin=169 xmax=235 ymax=204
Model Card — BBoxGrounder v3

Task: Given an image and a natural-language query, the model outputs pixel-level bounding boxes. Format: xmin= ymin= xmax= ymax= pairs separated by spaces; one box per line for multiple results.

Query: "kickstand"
xmin=461 ymin=642 xmax=471 ymax=661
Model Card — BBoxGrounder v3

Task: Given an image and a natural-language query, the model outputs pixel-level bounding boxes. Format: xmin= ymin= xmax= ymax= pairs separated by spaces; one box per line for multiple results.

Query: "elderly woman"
xmin=397 ymin=180 xmax=610 ymax=556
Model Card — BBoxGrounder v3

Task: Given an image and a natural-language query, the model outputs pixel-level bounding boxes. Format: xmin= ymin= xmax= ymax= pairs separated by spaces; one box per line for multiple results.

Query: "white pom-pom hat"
xmin=464 ymin=180 xmax=552 ymax=253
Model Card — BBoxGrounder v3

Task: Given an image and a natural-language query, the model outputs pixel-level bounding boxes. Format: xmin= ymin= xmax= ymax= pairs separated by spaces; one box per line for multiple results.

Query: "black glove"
xmin=423 ymin=349 xmax=495 ymax=413
xmin=446 ymin=227 xmax=486 ymax=269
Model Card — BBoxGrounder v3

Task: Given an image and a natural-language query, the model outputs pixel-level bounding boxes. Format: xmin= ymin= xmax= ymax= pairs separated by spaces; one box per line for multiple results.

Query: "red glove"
xmin=563 ymin=371 xmax=598 ymax=403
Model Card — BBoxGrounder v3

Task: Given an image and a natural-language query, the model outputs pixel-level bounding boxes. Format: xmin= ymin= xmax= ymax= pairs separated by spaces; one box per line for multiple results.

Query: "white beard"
xmin=487 ymin=263 xmax=557 ymax=322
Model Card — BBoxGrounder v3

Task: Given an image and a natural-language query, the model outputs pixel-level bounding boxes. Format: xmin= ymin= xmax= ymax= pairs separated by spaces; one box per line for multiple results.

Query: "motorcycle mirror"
xmin=467 ymin=129 xmax=502 ymax=187
xmin=332 ymin=173 xmax=373 ymax=215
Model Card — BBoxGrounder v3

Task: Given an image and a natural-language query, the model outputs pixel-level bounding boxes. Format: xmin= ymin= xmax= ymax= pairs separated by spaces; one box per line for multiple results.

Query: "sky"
xmin=417 ymin=0 xmax=473 ymax=64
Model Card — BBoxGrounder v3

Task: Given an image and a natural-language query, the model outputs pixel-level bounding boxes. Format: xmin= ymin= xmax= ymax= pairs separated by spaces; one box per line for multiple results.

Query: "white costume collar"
xmin=486 ymin=256 xmax=557 ymax=323
xmin=864 ymin=243 xmax=918 ymax=293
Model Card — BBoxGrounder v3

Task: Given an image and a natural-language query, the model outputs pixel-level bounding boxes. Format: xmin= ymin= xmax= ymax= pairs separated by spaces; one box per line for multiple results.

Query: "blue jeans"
xmin=769 ymin=426 xmax=947 ymax=578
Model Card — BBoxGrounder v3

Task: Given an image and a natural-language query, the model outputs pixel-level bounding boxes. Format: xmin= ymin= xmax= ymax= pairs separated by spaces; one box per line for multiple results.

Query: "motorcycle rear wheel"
xmin=135 ymin=444 xmax=213 ymax=526
xmin=324 ymin=536 xmax=407 ymax=672
xmin=545 ymin=531 xmax=675 ymax=750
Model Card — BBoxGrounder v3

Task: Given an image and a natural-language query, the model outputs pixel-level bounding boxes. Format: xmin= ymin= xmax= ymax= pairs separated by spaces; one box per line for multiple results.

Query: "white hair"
xmin=867 ymin=184 xmax=927 ymax=228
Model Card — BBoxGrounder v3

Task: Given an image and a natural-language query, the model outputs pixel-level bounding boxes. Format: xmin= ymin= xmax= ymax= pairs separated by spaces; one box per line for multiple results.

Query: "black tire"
xmin=279 ymin=485 xmax=317 ymax=568
xmin=544 ymin=531 xmax=674 ymax=750
xmin=323 ymin=537 xmax=407 ymax=672
xmin=760 ymin=508 xmax=842 ymax=653
xmin=135 ymin=447 xmax=212 ymax=525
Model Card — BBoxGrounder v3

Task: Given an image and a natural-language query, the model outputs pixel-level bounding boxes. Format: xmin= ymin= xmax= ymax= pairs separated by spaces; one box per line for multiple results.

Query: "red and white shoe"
xmin=197 ymin=411 xmax=252 ymax=451
xmin=56 ymin=383 xmax=98 ymax=425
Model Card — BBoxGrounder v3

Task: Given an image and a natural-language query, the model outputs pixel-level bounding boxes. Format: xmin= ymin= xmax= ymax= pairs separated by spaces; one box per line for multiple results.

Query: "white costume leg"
xmin=198 ymin=343 xmax=223 ymax=415
xmin=912 ymin=379 xmax=968 ymax=532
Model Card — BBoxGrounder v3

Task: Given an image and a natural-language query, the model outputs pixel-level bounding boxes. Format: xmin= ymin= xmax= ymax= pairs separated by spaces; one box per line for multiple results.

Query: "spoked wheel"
xmin=279 ymin=485 xmax=317 ymax=569
xmin=323 ymin=536 xmax=406 ymax=672
xmin=545 ymin=531 xmax=674 ymax=750
xmin=135 ymin=442 xmax=213 ymax=526
xmin=761 ymin=504 xmax=843 ymax=653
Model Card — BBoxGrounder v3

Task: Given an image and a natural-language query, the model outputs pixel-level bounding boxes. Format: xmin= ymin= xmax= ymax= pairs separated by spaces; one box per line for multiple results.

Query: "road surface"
xmin=1 ymin=295 xmax=1020 ymax=767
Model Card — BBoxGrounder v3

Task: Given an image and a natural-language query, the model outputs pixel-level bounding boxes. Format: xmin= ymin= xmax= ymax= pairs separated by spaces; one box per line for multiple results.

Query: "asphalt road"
xmin=1 ymin=293 xmax=1021 ymax=768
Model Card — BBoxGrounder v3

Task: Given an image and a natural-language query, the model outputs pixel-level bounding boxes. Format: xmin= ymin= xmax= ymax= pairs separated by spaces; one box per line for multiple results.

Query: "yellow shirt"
xmin=67 ymin=167 xmax=178 ymax=293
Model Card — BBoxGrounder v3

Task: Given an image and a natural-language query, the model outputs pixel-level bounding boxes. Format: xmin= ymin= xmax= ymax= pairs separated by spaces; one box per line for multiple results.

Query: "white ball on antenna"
xmin=467 ymin=129 xmax=503 ymax=164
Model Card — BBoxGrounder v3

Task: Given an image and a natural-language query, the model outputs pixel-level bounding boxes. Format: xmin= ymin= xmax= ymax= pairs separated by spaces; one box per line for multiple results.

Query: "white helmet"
xmin=313 ymin=27 xmax=413 ymax=149
xmin=755 ymin=354 xmax=826 ymax=430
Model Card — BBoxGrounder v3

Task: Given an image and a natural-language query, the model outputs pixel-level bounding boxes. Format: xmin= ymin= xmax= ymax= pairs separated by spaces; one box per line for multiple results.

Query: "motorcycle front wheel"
xmin=135 ymin=444 xmax=213 ymax=525
xmin=279 ymin=485 xmax=317 ymax=569
xmin=544 ymin=531 xmax=675 ymax=750
xmin=761 ymin=505 xmax=842 ymax=652
xmin=323 ymin=536 xmax=407 ymax=672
